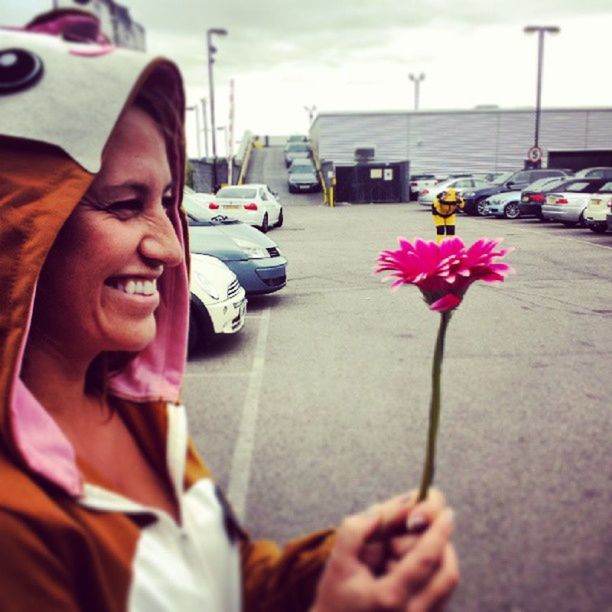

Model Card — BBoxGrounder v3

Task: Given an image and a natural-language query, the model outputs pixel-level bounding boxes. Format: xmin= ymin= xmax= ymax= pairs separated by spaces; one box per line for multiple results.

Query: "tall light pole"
xmin=200 ymin=97 xmax=210 ymax=157
xmin=408 ymin=72 xmax=425 ymax=111
xmin=524 ymin=25 xmax=560 ymax=161
xmin=207 ymin=27 xmax=228 ymax=190
xmin=186 ymin=105 xmax=201 ymax=159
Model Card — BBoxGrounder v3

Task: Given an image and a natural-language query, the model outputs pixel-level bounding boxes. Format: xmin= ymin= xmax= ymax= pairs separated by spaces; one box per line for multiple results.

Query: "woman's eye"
xmin=107 ymin=199 xmax=143 ymax=215
xmin=162 ymin=196 xmax=174 ymax=211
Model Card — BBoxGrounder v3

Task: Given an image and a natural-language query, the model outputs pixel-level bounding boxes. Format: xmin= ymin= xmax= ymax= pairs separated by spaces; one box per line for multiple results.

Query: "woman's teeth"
xmin=115 ymin=279 xmax=157 ymax=296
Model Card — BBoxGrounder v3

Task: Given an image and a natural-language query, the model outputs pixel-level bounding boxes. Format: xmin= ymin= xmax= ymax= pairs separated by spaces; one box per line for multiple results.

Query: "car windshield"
xmin=290 ymin=162 xmax=315 ymax=172
xmin=217 ymin=187 xmax=257 ymax=198
xmin=186 ymin=213 xmax=213 ymax=226
xmin=491 ymin=172 xmax=513 ymax=185
xmin=287 ymin=143 xmax=309 ymax=152
xmin=525 ymin=177 xmax=565 ymax=191
xmin=562 ymin=180 xmax=599 ymax=193
xmin=288 ymin=135 xmax=306 ymax=142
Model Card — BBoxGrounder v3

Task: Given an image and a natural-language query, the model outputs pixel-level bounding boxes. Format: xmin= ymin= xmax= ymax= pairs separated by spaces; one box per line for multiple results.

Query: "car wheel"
xmin=188 ymin=307 xmax=200 ymax=356
xmin=476 ymin=197 xmax=488 ymax=216
xmin=590 ymin=224 xmax=607 ymax=234
xmin=260 ymin=212 xmax=269 ymax=233
xmin=276 ymin=208 xmax=284 ymax=228
xmin=504 ymin=202 xmax=520 ymax=219
xmin=188 ymin=300 xmax=215 ymax=357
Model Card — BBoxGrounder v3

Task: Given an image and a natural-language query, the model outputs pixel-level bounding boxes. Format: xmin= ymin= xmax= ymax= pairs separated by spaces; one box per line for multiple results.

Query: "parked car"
xmin=209 ymin=184 xmax=283 ymax=232
xmin=607 ymin=210 xmax=612 ymax=232
xmin=287 ymin=159 xmax=321 ymax=193
xmin=574 ymin=166 xmax=612 ymax=179
xmin=482 ymin=190 xmax=522 ymax=218
xmin=462 ymin=168 xmax=570 ymax=216
xmin=409 ymin=174 xmax=438 ymax=200
xmin=285 ymin=134 xmax=308 ymax=147
xmin=184 ymin=189 xmax=288 ymax=295
xmin=584 ymin=193 xmax=612 ymax=233
xmin=518 ymin=176 xmax=568 ymax=218
xmin=189 ymin=254 xmax=246 ymax=353
xmin=541 ymin=178 xmax=612 ymax=227
xmin=284 ymin=142 xmax=311 ymax=166
xmin=418 ymin=176 xmax=491 ymax=207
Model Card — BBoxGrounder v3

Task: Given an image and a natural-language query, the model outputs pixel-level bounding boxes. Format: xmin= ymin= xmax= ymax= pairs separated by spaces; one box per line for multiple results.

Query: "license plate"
xmin=546 ymin=196 xmax=556 ymax=205
xmin=299 ymin=185 xmax=310 ymax=190
xmin=224 ymin=204 xmax=240 ymax=210
xmin=591 ymin=199 xmax=601 ymax=206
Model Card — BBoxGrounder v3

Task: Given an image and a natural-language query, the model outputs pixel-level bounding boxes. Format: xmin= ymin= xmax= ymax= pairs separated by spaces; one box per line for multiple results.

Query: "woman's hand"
xmin=311 ymin=490 xmax=459 ymax=612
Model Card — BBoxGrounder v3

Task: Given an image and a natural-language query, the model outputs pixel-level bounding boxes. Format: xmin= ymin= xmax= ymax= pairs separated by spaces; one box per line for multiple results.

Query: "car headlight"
xmin=464 ymin=192 xmax=475 ymax=198
xmin=193 ymin=271 xmax=220 ymax=300
xmin=232 ymin=238 xmax=270 ymax=259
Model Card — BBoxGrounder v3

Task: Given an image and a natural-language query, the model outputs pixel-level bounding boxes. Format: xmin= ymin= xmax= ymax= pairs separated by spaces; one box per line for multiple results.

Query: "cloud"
xmin=131 ymin=0 xmax=612 ymax=83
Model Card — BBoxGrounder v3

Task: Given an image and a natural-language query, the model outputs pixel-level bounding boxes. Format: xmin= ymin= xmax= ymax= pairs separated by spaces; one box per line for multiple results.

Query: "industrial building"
xmin=309 ymin=107 xmax=612 ymax=203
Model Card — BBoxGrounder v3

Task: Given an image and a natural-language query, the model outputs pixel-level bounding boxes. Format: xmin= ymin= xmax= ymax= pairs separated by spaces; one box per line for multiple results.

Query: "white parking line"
xmin=471 ymin=217 xmax=612 ymax=250
xmin=226 ymin=307 xmax=270 ymax=521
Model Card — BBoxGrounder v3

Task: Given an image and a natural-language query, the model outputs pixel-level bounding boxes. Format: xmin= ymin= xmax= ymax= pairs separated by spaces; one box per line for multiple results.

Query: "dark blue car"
xmin=183 ymin=191 xmax=287 ymax=295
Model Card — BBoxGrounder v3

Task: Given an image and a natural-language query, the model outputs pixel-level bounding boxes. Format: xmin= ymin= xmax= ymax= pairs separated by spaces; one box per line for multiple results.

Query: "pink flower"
xmin=376 ymin=236 xmax=514 ymax=311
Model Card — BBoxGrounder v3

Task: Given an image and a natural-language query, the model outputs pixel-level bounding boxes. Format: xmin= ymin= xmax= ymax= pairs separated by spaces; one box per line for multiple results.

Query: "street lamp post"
xmin=408 ymin=72 xmax=425 ymax=111
xmin=200 ymin=97 xmax=210 ymax=158
xmin=207 ymin=27 xmax=228 ymax=191
xmin=524 ymin=25 xmax=560 ymax=164
xmin=186 ymin=105 xmax=201 ymax=159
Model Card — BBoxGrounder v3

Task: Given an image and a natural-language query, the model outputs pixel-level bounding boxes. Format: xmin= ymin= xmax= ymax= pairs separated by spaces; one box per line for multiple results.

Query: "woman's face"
xmin=32 ymin=106 xmax=183 ymax=359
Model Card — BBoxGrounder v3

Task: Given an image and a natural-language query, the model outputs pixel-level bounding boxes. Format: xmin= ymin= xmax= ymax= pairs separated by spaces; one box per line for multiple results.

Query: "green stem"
xmin=417 ymin=310 xmax=452 ymax=502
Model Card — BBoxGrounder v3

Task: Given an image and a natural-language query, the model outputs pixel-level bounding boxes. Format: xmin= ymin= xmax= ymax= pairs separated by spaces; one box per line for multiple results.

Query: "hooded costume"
xmin=0 ymin=11 xmax=333 ymax=611
xmin=431 ymin=188 xmax=464 ymax=244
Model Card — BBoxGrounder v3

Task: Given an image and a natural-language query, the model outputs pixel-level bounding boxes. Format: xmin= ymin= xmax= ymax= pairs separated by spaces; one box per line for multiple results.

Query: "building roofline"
xmin=314 ymin=106 xmax=612 ymax=118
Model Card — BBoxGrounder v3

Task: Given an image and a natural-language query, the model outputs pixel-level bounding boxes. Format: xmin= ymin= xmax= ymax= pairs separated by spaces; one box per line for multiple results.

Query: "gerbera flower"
xmin=376 ymin=236 xmax=513 ymax=311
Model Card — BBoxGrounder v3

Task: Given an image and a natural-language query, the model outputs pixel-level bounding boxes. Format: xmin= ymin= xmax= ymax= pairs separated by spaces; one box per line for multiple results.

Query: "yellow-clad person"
xmin=432 ymin=188 xmax=465 ymax=243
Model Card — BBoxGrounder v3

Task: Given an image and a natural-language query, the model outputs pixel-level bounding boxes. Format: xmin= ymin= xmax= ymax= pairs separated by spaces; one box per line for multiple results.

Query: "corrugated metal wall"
xmin=311 ymin=108 xmax=612 ymax=175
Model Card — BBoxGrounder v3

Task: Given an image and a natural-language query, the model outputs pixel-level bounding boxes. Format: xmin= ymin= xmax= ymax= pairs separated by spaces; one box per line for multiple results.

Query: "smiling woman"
xmin=0 ymin=9 xmax=458 ymax=612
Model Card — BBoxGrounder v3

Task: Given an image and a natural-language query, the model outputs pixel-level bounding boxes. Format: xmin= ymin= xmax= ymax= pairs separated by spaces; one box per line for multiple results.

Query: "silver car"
xmin=418 ymin=177 xmax=491 ymax=207
xmin=542 ymin=178 xmax=612 ymax=226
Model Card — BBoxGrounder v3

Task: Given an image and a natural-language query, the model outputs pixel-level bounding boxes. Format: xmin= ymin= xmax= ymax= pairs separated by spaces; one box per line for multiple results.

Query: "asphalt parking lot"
xmin=183 ymin=200 xmax=611 ymax=611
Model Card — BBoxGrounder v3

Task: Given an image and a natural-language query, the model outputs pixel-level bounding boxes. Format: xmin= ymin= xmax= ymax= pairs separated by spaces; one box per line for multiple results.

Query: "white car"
xmin=483 ymin=191 xmax=522 ymax=218
xmin=409 ymin=174 xmax=438 ymax=200
xmin=542 ymin=178 xmax=612 ymax=227
xmin=209 ymin=184 xmax=283 ymax=232
xmin=418 ymin=177 xmax=491 ymax=207
xmin=584 ymin=193 xmax=612 ymax=233
xmin=189 ymin=254 xmax=247 ymax=353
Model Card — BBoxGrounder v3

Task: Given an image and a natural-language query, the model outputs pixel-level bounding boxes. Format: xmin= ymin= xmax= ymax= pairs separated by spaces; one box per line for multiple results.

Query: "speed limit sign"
xmin=527 ymin=145 xmax=543 ymax=163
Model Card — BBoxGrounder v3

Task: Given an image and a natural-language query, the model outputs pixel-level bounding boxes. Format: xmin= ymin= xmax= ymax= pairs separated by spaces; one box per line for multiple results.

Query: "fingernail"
xmin=406 ymin=514 xmax=428 ymax=534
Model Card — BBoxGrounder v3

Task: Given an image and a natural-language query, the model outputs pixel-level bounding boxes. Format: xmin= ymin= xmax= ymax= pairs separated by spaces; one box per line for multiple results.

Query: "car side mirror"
xmin=505 ymin=181 xmax=515 ymax=189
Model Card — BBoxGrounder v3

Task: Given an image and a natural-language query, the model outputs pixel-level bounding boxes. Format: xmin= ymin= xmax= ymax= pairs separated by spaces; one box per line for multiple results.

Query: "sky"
xmin=2 ymin=0 xmax=612 ymax=158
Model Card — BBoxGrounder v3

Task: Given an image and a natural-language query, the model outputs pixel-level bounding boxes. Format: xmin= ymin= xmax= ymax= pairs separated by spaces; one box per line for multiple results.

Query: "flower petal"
xmin=430 ymin=293 xmax=462 ymax=311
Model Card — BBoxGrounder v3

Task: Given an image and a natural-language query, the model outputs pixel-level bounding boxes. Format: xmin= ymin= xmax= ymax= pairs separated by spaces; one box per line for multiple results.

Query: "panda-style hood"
xmin=0 ymin=10 xmax=189 ymax=496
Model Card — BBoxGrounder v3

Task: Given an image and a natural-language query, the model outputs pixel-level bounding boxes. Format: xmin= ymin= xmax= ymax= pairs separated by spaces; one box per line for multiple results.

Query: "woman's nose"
xmin=140 ymin=208 xmax=183 ymax=268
